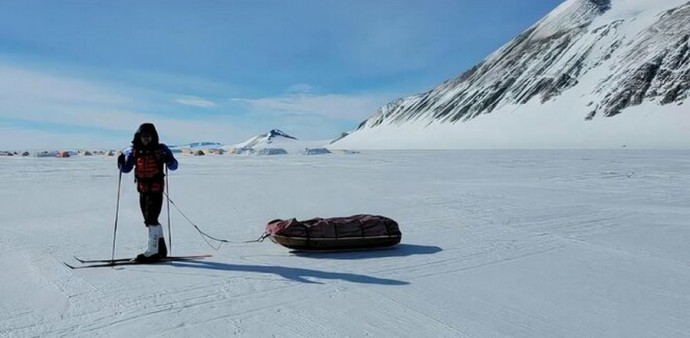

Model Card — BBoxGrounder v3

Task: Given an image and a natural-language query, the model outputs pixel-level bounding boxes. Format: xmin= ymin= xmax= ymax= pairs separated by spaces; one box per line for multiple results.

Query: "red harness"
xmin=134 ymin=147 xmax=166 ymax=193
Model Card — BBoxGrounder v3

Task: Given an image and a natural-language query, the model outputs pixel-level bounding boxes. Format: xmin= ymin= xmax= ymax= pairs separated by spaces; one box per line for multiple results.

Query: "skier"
xmin=117 ymin=123 xmax=178 ymax=262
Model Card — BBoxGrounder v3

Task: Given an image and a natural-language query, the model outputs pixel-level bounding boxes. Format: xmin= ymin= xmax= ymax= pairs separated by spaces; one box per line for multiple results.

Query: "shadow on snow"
xmin=170 ymin=244 xmax=441 ymax=285
xmin=171 ymin=260 xmax=409 ymax=285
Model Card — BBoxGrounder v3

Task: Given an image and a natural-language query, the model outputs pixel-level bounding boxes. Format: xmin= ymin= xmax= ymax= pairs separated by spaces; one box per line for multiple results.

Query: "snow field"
xmin=0 ymin=150 xmax=689 ymax=337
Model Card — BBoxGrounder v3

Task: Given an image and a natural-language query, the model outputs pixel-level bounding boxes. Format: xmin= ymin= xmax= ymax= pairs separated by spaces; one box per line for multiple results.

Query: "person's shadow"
xmin=172 ymin=260 xmax=408 ymax=285
xmin=171 ymin=244 xmax=441 ymax=286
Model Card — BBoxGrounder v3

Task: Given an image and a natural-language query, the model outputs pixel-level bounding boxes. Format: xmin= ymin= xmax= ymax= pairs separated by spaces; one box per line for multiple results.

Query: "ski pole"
xmin=165 ymin=165 xmax=172 ymax=256
xmin=111 ymin=170 xmax=123 ymax=262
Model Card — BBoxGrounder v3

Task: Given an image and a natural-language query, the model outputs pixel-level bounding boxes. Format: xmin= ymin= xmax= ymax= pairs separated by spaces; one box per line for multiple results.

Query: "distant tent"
xmin=36 ymin=151 xmax=58 ymax=158
xmin=195 ymin=150 xmax=205 ymax=156
xmin=105 ymin=150 xmax=116 ymax=156
xmin=330 ymin=149 xmax=360 ymax=155
xmin=257 ymin=148 xmax=288 ymax=155
xmin=304 ymin=148 xmax=331 ymax=155
xmin=22 ymin=151 xmax=30 ymax=157
xmin=57 ymin=151 xmax=71 ymax=158
xmin=199 ymin=148 xmax=224 ymax=155
xmin=236 ymin=147 xmax=255 ymax=155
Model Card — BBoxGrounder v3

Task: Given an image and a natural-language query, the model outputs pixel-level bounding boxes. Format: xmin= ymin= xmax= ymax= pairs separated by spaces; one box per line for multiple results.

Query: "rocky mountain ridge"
xmin=355 ymin=0 xmax=688 ymax=131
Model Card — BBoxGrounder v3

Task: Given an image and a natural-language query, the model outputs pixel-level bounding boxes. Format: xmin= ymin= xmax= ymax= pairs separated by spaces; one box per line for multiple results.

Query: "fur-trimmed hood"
xmin=132 ymin=123 xmax=160 ymax=148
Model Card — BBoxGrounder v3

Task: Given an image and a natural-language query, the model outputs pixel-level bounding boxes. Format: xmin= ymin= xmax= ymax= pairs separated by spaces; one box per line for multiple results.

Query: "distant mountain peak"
xmin=233 ymin=129 xmax=299 ymax=150
xmin=586 ymin=0 xmax=611 ymax=11
xmin=527 ymin=0 xmax=610 ymax=42
xmin=268 ymin=129 xmax=297 ymax=140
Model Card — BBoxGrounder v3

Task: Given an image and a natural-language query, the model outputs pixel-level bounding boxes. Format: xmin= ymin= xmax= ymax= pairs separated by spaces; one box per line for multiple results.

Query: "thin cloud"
xmin=174 ymin=96 xmax=217 ymax=108
xmin=0 ymin=128 xmax=120 ymax=150
xmin=0 ymin=64 xmax=245 ymax=147
xmin=0 ymin=64 xmax=146 ymax=131
xmin=0 ymin=65 xmax=131 ymax=106
xmin=286 ymin=83 xmax=315 ymax=94
xmin=235 ymin=92 xmax=396 ymax=120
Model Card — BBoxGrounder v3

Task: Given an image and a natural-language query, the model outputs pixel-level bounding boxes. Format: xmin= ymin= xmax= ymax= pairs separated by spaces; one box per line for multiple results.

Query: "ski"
xmin=64 ymin=255 xmax=211 ymax=269
xmin=74 ymin=254 xmax=211 ymax=264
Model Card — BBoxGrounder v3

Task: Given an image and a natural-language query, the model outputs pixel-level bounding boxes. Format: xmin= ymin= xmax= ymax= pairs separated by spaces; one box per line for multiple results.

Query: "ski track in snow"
xmin=1 ymin=150 xmax=689 ymax=337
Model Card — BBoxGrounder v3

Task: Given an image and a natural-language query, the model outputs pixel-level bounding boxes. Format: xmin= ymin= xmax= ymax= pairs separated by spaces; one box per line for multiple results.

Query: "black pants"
xmin=139 ymin=192 xmax=164 ymax=226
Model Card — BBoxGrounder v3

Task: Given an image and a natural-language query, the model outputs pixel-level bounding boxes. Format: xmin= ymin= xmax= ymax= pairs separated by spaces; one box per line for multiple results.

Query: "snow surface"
xmin=2 ymin=151 xmax=690 ymax=337
xmin=330 ymin=100 xmax=689 ymax=150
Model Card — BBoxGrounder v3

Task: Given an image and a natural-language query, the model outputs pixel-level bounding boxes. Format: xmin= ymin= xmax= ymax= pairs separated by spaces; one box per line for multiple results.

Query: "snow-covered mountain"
xmin=232 ymin=129 xmax=298 ymax=149
xmin=231 ymin=129 xmax=331 ymax=155
xmin=331 ymin=0 xmax=690 ymax=149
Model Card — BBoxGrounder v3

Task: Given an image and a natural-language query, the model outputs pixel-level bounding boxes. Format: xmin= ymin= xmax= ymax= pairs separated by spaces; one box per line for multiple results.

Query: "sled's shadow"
xmin=290 ymin=243 xmax=442 ymax=260
xmin=172 ymin=260 xmax=409 ymax=286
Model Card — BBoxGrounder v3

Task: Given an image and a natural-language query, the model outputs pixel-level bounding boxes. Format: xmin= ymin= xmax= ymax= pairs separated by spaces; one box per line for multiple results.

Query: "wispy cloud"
xmin=0 ymin=64 xmax=139 ymax=132
xmin=174 ymin=96 xmax=217 ymax=108
xmin=0 ymin=64 xmax=245 ymax=147
xmin=0 ymin=125 xmax=117 ymax=150
xmin=285 ymin=83 xmax=315 ymax=95
xmin=0 ymin=65 xmax=131 ymax=106
xmin=233 ymin=91 xmax=396 ymax=121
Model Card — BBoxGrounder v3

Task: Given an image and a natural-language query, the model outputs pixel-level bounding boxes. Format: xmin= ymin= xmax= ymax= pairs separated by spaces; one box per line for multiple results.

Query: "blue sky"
xmin=0 ymin=0 xmax=564 ymax=149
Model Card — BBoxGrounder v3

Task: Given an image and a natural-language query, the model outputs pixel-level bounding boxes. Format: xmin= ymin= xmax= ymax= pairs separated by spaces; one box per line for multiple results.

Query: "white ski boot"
xmin=136 ymin=224 xmax=168 ymax=262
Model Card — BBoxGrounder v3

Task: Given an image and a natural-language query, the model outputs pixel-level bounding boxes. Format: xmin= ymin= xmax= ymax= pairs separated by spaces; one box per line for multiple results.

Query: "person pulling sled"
xmin=117 ymin=123 xmax=178 ymax=262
